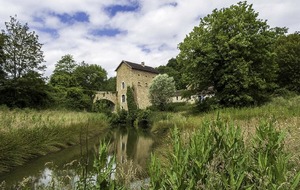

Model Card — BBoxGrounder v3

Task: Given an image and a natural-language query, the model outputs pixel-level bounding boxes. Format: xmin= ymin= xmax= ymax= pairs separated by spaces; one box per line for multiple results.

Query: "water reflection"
xmin=0 ymin=127 xmax=154 ymax=189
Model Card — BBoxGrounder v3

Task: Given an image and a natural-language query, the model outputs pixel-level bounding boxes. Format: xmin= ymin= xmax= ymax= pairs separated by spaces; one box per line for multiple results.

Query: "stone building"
xmin=94 ymin=60 xmax=159 ymax=111
xmin=116 ymin=60 xmax=159 ymax=110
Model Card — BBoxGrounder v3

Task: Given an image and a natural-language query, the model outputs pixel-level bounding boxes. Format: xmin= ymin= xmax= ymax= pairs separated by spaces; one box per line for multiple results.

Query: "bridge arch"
xmin=94 ymin=91 xmax=118 ymax=112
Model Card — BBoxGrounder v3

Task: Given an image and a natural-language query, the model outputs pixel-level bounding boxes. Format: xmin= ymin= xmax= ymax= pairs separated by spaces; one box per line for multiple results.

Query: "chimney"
xmin=141 ymin=62 xmax=145 ymax=67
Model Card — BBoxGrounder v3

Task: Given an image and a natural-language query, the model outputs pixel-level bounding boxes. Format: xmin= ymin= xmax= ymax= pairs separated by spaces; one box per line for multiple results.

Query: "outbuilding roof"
xmin=115 ymin=60 xmax=159 ymax=74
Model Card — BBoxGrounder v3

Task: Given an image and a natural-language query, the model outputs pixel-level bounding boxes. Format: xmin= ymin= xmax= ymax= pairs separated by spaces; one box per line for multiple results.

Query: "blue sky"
xmin=0 ymin=0 xmax=299 ymax=77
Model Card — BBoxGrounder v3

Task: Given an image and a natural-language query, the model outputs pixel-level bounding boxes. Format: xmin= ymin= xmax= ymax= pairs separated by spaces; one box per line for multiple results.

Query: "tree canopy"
xmin=275 ymin=32 xmax=300 ymax=93
xmin=73 ymin=62 xmax=107 ymax=91
xmin=156 ymin=58 xmax=187 ymax=90
xmin=1 ymin=16 xmax=45 ymax=79
xmin=149 ymin=74 xmax=176 ymax=110
xmin=0 ymin=16 xmax=50 ymax=108
xmin=177 ymin=1 xmax=281 ymax=107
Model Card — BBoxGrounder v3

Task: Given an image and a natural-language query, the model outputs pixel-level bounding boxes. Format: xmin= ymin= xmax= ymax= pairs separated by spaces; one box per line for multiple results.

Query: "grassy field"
xmin=0 ymin=108 xmax=109 ymax=174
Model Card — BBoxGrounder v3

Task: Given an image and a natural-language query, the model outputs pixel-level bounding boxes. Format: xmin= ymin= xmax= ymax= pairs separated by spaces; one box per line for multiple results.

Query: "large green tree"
xmin=49 ymin=54 xmax=77 ymax=88
xmin=156 ymin=58 xmax=187 ymax=90
xmin=275 ymin=32 xmax=300 ymax=93
xmin=1 ymin=16 xmax=45 ymax=79
xmin=73 ymin=61 xmax=107 ymax=90
xmin=177 ymin=2 xmax=280 ymax=107
xmin=0 ymin=16 xmax=50 ymax=108
xmin=149 ymin=74 xmax=176 ymax=110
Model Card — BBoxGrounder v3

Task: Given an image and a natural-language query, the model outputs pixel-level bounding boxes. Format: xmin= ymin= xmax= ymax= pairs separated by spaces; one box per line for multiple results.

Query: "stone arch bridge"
xmin=94 ymin=91 xmax=118 ymax=111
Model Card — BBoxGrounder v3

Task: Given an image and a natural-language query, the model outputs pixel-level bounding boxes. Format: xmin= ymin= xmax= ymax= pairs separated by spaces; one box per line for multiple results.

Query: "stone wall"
xmin=116 ymin=63 xmax=158 ymax=110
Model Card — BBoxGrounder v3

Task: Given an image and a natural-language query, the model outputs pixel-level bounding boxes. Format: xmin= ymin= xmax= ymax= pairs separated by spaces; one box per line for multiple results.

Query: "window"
xmin=121 ymin=95 xmax=126 ymax=103
xmin=121 ymin=82 xmax=125 ymax=89
xmin=145 ymin=83 xmax=148 ymax=87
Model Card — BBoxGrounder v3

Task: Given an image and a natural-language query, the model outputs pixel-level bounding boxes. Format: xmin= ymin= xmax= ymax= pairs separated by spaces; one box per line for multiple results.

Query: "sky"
xmin=0 ymin=0 xmax=299 ymax=78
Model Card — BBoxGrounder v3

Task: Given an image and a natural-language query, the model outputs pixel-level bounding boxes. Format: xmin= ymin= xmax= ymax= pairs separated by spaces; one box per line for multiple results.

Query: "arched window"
xmin=122 ymin=82 xmax=125 ymax=89
xmin=121 ymin=95 xmax=126 ymax=103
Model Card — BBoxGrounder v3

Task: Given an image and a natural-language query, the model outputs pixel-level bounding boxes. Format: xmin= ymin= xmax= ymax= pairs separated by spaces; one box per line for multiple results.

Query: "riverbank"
xmin=149 ymin=95 xmax=300 ymax=189
xmin=0 ymin=108 xmax=110 ymax=174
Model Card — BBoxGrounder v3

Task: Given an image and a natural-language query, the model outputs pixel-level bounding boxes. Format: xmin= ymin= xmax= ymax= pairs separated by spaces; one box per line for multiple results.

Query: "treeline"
xmin=157 ymin=2 xmax=300 ymax=110
xmin=0 ymin=16 xmax=115 ymax=111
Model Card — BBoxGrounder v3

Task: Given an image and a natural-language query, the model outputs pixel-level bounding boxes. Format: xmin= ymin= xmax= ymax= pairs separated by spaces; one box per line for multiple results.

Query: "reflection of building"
xmin=110 ymin=128 xmax=153 ymax=173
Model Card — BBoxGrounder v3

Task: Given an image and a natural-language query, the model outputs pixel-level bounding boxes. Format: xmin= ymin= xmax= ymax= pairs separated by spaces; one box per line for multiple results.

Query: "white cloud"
xmin=0 ymin=0 xmax=299 ymax=78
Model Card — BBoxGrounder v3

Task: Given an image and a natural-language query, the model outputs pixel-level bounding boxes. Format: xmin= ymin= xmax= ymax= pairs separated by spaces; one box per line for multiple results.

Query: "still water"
xmin=0 ymin=127 xmax=154 ymax=189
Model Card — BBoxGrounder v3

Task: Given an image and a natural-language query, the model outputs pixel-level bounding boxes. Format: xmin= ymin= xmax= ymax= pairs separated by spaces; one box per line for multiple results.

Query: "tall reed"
xmin=149 ymin=118 xmax=300 ymax=189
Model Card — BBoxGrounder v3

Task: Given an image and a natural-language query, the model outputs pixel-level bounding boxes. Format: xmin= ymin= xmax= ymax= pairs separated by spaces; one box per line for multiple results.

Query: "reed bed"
xmin=0 ymin=108 xmax=109 ymax=174
xmin=151 ymin=96 xmax=300 ymax=180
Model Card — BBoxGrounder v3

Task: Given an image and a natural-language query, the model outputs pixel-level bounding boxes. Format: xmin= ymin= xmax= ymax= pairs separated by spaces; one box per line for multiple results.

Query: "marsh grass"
xmin=149 ymin=119 xmax=300 ymax=189
xmin=0 ymin=108 xmax=109 ymax=174
xmin=149 ymin=96 xmax=300 ymax=189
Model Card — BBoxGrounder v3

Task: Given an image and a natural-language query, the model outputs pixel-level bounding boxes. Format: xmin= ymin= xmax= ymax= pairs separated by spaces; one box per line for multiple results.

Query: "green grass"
xmin=0 ymin=108 xmax=109 ymax=174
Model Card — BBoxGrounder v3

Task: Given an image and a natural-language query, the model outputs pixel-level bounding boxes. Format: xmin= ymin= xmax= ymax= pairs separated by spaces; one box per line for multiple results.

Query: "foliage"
xmin=0 ymin=33 xmax=6 ymax=80
xmin=149 ymin=119 xmax=300 ymax=189
xmin=177 ymin=1 xmax=281 ymax=107
xmin=126 ymin=86 xmax=138 ymax=124
xmin=149 ymin=74 xmax=176 ymax=111
xmin=136 ymin=109 xmax=152 ymax=128
xmin=93 ymin=99 xmax=114 ymax=115
xmin=73 ymin=61 xmax=107 ymax=90
xmin=0 ymin=16 xmax=50 ymax=109
xmin=1 ymin=15 xmax=45 ymax=79
xmin=275 ymin=32 xmax=300 ymax=93
xmin=48 ymin=55 xmax=110 ymax=111
xmin=195 ymin=96 xmax=220 ymax=113
xmin=104 ymin=77 xmax=116 ymax=91
xmin=49 ymin=54 xmax=77 ymax=88
xmin=0 ymin=71 xmax=51 ymax=108
xmin=156 ymin=58 xmax=187 ymax=90
xmin=109 ymin=109 xmax=128 ymax=126
xmin=65 ymin=87 xmax=92 ymax=111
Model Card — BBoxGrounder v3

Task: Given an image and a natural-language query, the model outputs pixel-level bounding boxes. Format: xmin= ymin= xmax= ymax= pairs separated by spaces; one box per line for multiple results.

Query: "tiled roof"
xmin=115 ymin=60 xmax=159 ymax=74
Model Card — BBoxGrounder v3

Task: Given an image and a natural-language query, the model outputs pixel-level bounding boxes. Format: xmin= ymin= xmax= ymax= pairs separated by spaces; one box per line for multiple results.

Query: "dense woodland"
xmin=0 ymin=1 xmax=300 ymax=112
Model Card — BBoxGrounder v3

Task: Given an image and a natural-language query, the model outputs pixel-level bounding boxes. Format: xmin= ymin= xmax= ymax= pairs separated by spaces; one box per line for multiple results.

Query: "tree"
xmin=275 ymin=32 xmax=300 ymax=93
xmin=49 ymin=54 xmax=77 ymax=88
xmin=73 ymin=62 xmax=107 ymax=90
xmin=103 ymin=77 xmax=116 ymax=91
xmin=1 ymin=16 xmax=45 ymax=79
xmin=0 ymin=16 xmax=50 ymax=108
xmin=0 ymin=71 xmax=51 ymax=108
xmin=177 ymin=2 xmax=280 ymax=107
xmin=156 ymin=58 xmax=187 ymax=90
xmin=0 ymin=34 xmax=6 ymax=80
xmin=149 ymin=74 xmax=176 ymax=110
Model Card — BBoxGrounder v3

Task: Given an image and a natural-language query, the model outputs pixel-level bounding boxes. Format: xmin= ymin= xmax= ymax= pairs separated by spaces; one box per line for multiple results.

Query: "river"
xmin=0 ymin=126 xmax=154 ymax=189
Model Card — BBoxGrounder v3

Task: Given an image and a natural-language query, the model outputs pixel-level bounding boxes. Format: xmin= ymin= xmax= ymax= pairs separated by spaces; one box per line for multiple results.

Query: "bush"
xmin=195 ymin=96 xmax=219 ymax=113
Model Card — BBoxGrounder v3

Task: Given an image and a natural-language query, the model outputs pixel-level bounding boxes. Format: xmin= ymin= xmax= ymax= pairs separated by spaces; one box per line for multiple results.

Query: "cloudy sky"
xmin=0 ymin=0 xmax=299 ymax=77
